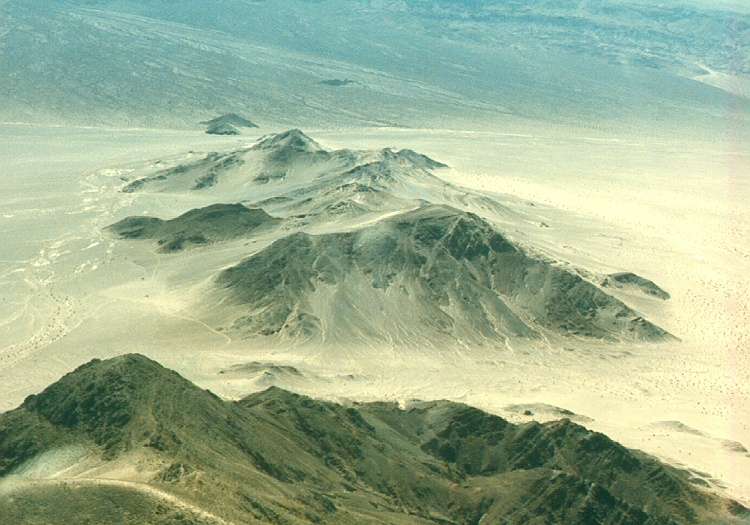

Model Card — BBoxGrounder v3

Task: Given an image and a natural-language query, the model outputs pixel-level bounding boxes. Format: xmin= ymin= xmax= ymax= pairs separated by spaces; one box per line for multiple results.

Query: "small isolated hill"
xmin=0 ymin=355 xmax=746 ymax=525
xmin=200 ymin=113 xmax=259 ymax=129
xmin=106 ymin=203 xmax=280 ymax=252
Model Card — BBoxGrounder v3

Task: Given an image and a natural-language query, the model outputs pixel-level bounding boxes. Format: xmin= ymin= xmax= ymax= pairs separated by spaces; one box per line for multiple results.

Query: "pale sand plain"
xmin=1 ymin=121 xmax=748 ymax=504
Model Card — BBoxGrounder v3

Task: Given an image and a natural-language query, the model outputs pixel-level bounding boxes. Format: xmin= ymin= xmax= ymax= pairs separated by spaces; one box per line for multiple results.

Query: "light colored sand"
xmin=1 ymin=122 xmax=748 ymax=504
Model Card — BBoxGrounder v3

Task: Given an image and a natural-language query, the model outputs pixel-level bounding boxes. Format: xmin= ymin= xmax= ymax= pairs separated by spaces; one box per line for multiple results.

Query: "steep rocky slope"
xmin=1 ymin=355 xmax=745 ymax=524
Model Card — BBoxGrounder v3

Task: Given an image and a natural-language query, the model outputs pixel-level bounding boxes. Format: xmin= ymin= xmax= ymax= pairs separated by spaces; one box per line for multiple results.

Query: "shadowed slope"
xmin=0 ymin=356 xmax=745 ymax=525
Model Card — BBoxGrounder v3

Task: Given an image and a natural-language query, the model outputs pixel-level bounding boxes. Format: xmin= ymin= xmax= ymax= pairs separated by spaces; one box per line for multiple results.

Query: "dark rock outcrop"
xmin=602 ymin=272 xmax=671 ymax=300
xmin=106 ymin=203 xmax=280 ymax=252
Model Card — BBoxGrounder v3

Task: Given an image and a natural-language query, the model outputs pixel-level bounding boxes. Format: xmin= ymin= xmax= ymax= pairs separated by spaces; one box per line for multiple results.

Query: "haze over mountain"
xmin=1 ymin=354 xmax=746 ymax=524
xmin=1 ymin=0 xmax=748 ymax=132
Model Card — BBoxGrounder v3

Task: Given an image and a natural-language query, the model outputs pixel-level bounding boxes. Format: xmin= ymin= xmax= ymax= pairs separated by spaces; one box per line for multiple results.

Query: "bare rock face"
xmin=1 ymin=355 xmax=746 ymax=525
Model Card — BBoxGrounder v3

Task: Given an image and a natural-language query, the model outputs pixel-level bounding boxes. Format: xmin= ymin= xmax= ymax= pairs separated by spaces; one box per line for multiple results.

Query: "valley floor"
xmin=1 ymin=120 xmax=748 ymax=504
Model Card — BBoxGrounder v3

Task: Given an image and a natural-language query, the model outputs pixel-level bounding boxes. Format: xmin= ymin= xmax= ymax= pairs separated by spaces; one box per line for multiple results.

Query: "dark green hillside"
xmin=0 ymin=355 xmax=745 ymax=524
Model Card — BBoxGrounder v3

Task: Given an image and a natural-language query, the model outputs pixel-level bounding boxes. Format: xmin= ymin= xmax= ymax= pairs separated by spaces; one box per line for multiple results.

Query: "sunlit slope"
xmin=1 ymin=0 xmax=747 ymax=131
xmin=1 ymin=354 xmax=745 ymax=524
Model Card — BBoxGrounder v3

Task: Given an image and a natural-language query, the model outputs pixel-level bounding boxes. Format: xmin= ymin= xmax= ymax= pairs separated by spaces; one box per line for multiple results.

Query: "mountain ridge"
xmin=1 ymin=354 xmax=746 ymax=524
xmin=214 ymin=203 xmax=673 ymax=344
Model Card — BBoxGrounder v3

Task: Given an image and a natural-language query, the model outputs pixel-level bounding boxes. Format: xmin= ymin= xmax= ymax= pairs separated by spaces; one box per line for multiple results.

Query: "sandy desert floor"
xmin=1 ymin=120 xmax=748 ymax=504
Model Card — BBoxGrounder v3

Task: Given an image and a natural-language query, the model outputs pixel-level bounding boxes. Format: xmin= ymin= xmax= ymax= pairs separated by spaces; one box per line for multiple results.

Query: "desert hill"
xmin=200 ymin=114 xmax=259 ymax=129
xmin=0 ymin=0 xmax=748 ymax=514
xmin=214 ymin=204 xmax=672 ymax=344
xmin=1 ymin=354 xmax=745 ymax=524
xmin=110 ymin=130 xmax=674 ymax=346
xmin=202 ymin=114 xmax=259 ymax=136
xmin=205 ymin=122 xmax=241 ymax=136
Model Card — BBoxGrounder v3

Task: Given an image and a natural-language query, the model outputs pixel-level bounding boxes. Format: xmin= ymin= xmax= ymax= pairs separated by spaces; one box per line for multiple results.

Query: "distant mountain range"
xmin=1 ymin=354 xmax=746 ymax=524
xmin=0 ymin=0 xmax=747 ymax=131
xmin=106 ymin=129 xmax=675 ymax=347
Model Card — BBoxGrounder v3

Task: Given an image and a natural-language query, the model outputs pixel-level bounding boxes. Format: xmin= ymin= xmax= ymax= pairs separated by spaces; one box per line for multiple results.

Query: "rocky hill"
xmin=110 ymin=130 xmax=675 ymax=346
xmin=200 ymin=114 xmax=259 ymax=129
xmin=0 ymin=355 xmax=745 ymax=524
xmin=215 ymin=205 xmax=672 ymax=344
